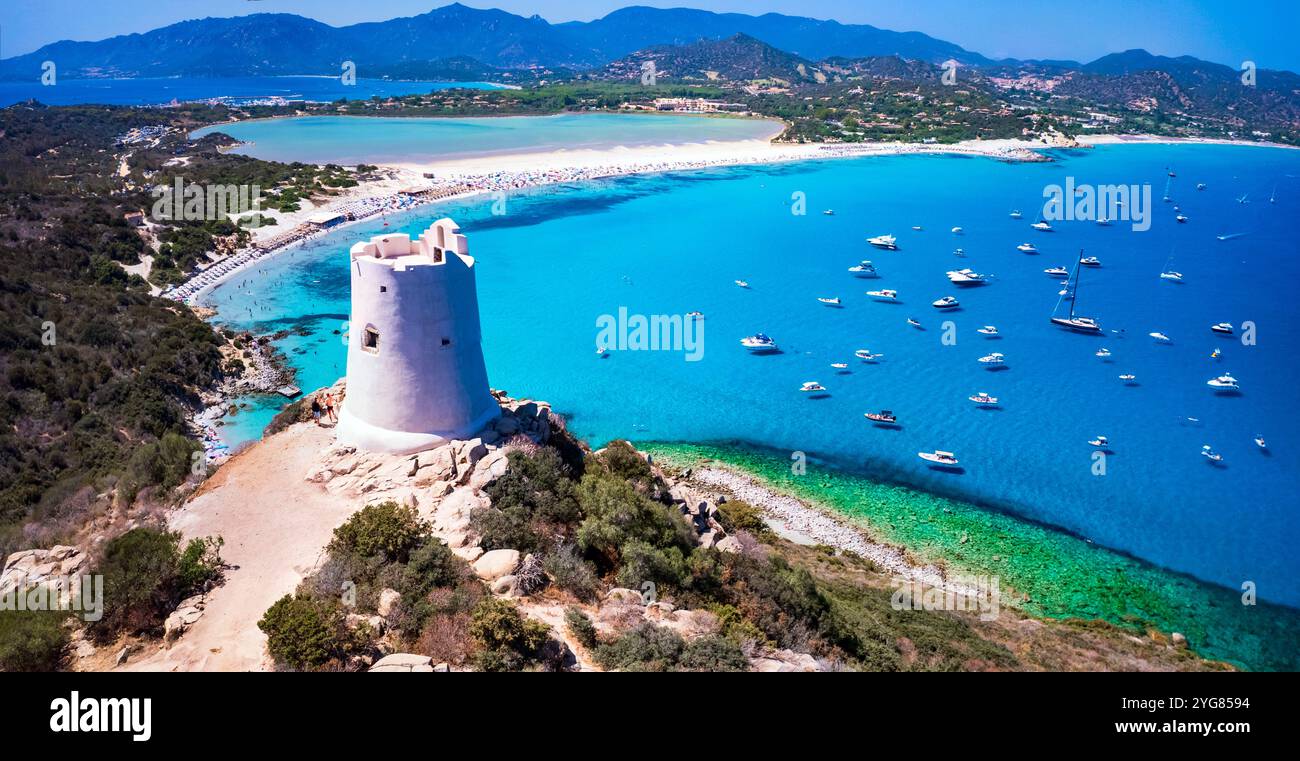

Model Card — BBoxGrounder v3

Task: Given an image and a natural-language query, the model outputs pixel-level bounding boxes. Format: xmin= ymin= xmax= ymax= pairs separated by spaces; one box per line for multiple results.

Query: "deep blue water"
xmin=206 ymin=144 xmax=1300 ymax=608
xmin=0 ymin=76 xmax=503 ymax=107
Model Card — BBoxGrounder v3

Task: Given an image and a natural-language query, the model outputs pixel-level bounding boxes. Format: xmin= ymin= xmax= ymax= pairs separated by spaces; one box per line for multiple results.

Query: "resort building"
xmin=335 ymin=219 xmax=499 ymax=454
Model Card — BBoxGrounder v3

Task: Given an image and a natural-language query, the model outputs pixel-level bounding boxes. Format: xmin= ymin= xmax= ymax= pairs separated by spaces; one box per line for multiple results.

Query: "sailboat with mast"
xmin=1051 ymin=251 xmax=1103 ymax=334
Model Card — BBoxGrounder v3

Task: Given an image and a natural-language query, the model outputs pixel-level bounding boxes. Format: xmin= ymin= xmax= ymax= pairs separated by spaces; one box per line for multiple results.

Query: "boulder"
xmin=369 ymin=653 xmax=434 ymax=673
xmin=490 ymin=575 xmax=518 ymax=595
xmin=605 ymin=587 xmax=645 ymax=606
xmin=494 ymin=416 xmax=520 ymax=436
xmin=1171 ymin=632 xmax=1187 ymax=648
xmin=467 ymin=449 xmax=510 ymax=493
xmin=715 ymin=536 xmax=744 ymax=554
xmin=377 ymin=588 xmax=401 ymax=619
xmin=473 ymin=549 xmax=520 ymax=581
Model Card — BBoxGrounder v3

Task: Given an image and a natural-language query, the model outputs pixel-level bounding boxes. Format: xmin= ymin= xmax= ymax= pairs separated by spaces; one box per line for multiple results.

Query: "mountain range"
xmin=6 ymin=3 xmax=1029 ymax=80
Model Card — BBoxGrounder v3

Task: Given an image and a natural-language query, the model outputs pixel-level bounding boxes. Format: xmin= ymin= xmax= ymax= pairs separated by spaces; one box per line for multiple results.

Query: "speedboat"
xmin=951 ymin=226 xmax=963 ymax=234
xmin=969 ymin=392 xmax=999 ymax=405
xmin=855 ymin=349 xmax=884 ymax=362
xmin=740 ymin=333 xmax=778 ymax=352
xmin=1009 ymin=210 xmax=1023 ymax=219
xmin=1017 ymin=243 xmax=1039 ymax=254
xmin=867 ymin=234 xmax=898 ymax=250
xmin=918 ymin=450 xmax=959 ymax=465
xmin=865 ymin=410 xmax=897 ymax=424
xmin=596 ymin=345 xmax=609 ymax=358
xmin=1176 ymin=214 xmax=1188 ymax=223
xmin=1201 ymin=445 xmax=1223 ymax=463
xmin=1043 ymin=266 xmax=1069 ymax=277
xmin=946 ymin=269 xmax=988 ymax=286
xmin=1095 ymin=348 xmax=1111 ymax=358
xmin=1097 ymin=217 xmax=1111 ymax=226
xmin=823 ymin=210 xmax=835 ymax=216
xmin=1211 ymin=348 xmax=1222 ymax=359
xmin=1080 ymin=256 xmax=1101 ymax=267
xmin=1031 ymin=221 xmax=1053 ymax=232
xmin=978 ymin=352 xmax=1005 ymax=365
xmin=977 ymin=325 xmax=999 ymax=336
xmin=1149 ymin=332 xmax=1171 ymax=343
xmin=831 ymin=362 xmax=849 ymax=371
xmin=1255 ymin=435 xmax=1267 ymax=449
xmin=735 ymin=280 xmax=750 ymax=288
xmin=1207 ymin=373 xmax=1240 ymax=390
xmin=911 ymin=225 xmax=923 ymax=231
xmin=953 ymin=248 xmax=967 ymax=257
xmin=1160 ymin=270 xmax=1184 ymax=282
xmin=848 ymin=261 xmax=879 ymax=277
xmin=1196 ymin=183 xmax=1207 ymax=191
xmin=932 ymin=295 xmax=960 ymax=309
xmin=907 ymin=318 xmax=923 ymax=329
xmin=1119 ymin=373 xmax=1138 ymax=384
xmin=1211 ymin=322 xmax=1233 ymax=335
xmin=1088 ymin=435 xmax=1109 ymax=448
xmin=800 ymin=381 xmax=827 ymax=393
xmin=817 ymin=296 xmax=842 ymax=306
xmin=687 ymin=310 xmax=704 ymax=320
xmin=867 ymin=289 xmax=898 ymax=301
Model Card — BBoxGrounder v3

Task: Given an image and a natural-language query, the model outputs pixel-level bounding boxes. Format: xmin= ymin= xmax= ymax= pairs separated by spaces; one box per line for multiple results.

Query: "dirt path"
xmin=124 ymin=423 xmax=356 ymax=671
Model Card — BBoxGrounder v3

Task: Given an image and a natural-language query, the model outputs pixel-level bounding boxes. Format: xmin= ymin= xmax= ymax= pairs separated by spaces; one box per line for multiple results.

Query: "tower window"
xmin=440 ymin=337 xmax=452 ymax=347
xmin=362 ymin=327 xmax=380 ymax=353
xmin=379 ymin=285 xmax=387 ymax=293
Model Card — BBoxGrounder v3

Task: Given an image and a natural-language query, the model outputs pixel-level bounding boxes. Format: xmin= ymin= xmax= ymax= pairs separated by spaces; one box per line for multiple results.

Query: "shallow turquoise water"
xmin=207 ymin=145 xmax=1300 ymax=618
xmin=191 ymin=113 xmax=784 ymax=165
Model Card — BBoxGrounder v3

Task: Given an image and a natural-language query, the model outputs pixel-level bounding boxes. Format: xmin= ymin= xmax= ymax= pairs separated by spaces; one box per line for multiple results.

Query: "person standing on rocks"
xmin=310 ymin=398 xmax=323 ymax=426
xmin=323 ymin=392 xmax=338 ymax=423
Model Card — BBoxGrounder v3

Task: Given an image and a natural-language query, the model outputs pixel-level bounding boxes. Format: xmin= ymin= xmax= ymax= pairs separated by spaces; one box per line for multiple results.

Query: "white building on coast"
xmin=335 ymin=219 xmax=498 ymax=454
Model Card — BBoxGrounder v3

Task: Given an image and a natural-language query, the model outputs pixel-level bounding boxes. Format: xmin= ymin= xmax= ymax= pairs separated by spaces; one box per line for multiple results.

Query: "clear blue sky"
xmin=3 ymin=0 xmax=1298 ymax=71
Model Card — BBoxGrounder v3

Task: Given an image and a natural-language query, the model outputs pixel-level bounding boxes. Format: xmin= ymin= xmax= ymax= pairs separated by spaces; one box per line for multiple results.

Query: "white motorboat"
xmin=1009 ymin=210 xmax=1023 ymax=219
xmin=1017 ymin=243 xmax=1039 ymax=253
xmin=912 ymin=225 xmax=923 ymax=231
xmin=978 ymin=352 xmax=1005 ymax=364
xmin=1097 ymin=217 xmax=1111 ymax=226
xmin=969 ymin=392 xmax=999 ymax=405
xmin=1201 ymin=445 xmax=1223 ymax=462
xmin=596 ymin=345 xmax=609 ymax=358
xmin=1095 ymin=348 xmax=1111 ymax=358
xmin=918 ymin=450 xmax=959 ymax=465
xmin=740 ymin=333 xmax=778 ymax=352
xmin=848 ymin=260 xmax=879 ymax=277
xmin=735 ymin=280 xmax=750 ymax=288
xmin=977 ymin=325 xmax=999 ymax=336
xmin=1119 ymin=373 xmax=1138 ymax=384
xmin=1176 ymin=214 xmax=1188 ymax=223
xmin=855 ymin=349 xmax=884 ymax=362
xmin=1031 ymin=221 xmax=1053 ymax=232
xmin=831 ymin=362 xmax=849 ymax=371
xmin=800 ymin=381 xmax=827 ymax=392
xmin=1088 ymin=436 xmax=1109 ymax=448
xmin=867 ymin=289 xmax=898 ymax=301
xmin=932 ymin=295 xmax=960 ymax=309
xmin=1080 ymin=256 xmax=1102 ymax=267
xmin=1044 ymin=266 xmax=1069 ymax=277
xmin=865 ymin=410 xmax=898 ymax=424
xmin=823 ymin=209 xmax=835 ymax=216
xmin=817 ymin=296 xmax=842 ymax=306
xmin=907 ymin=317 xmax=923 ymax=329
xmin=1207 ymin=373 xmax=1240 ymax=390
xmin=951 ymin=226 xmax=964 ymax=234
xmin=1149 ymin=332 xmax=1172 ymax=343
xmin=946 ymin=268 xmax=989 ymax=286
xmin=867 ymin=234 xmax=899 ymax=250
xmin=1255 ymin=435 xmax=1267 ymax=449
xmin=1211 ymin=322 xmax=1233 ymax=335
xmin=1196 ymin=183 xmax=1207 ymax=190
xmin=1160 ymin=270 xmax=1184 ymax=282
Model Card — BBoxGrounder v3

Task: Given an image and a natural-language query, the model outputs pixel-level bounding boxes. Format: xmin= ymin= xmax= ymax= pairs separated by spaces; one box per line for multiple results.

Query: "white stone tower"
xmin=336 ymin=219 xmax=498 ymax=454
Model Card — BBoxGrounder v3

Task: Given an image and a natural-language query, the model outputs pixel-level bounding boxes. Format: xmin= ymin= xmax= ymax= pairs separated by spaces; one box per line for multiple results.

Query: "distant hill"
xmin=600 ymin=34 xmax=821 ymax=83
xmin=0 ymin=3 xmax=992 ymax=81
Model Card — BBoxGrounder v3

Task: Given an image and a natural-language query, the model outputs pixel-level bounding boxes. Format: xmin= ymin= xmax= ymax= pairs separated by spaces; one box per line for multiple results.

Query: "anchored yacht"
xmin=867 ymin=234 xmax=899 ymax=250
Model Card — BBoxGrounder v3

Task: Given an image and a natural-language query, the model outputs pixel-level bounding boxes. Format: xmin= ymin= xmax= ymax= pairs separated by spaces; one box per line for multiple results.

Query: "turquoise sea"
xmin=192 ymin=113 xmax=783 ymax=165
xmin=205 ymin=142 xmax=1300 ymax=668
xmin=0 ymin=76 xmax=503 ymax=107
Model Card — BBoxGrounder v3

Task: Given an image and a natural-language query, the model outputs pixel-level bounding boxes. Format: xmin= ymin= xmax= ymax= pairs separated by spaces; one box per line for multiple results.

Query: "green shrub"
xmin=576 ymin=473 xmax=694 ymax=571
xmin=468 ymin=597 xmax=550 ymax=671
xmin=329 ymin=501 xmax=428 ymax=563
xmin=474 ymin=448 xmax=582 ymax=552
xmin=93 ymin=527 xmax=182 ymax=636
xmin=0 ymin=610 xmax=69 ymax=672
xmin=176 ymin=536 xmax=224 ymax=594
xmin=593 ymin=622 xmax=685 ymax=672
xmin=614 ymin=540 xmax=689 ymax=589
xmin=564 ymin=607 xmax=598 ymax=650
xmin=258 ymin=593 xmax=355 ymax=670
xmin=542 ymin=543 xmax=600 ymax=601
xmin=678 ymin=635 xmax=750 ymax=672
xmin=716 ymin=499 xmax=769 ymax=536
